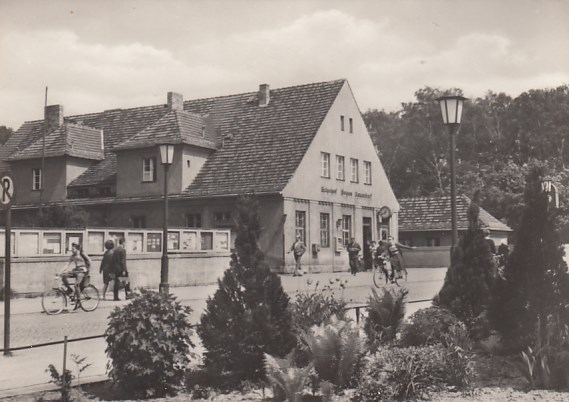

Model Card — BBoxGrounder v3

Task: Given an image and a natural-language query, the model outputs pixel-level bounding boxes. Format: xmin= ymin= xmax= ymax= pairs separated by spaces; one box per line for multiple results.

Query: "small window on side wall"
xmin=32 ymin=168 xmax=42 ymax=190
xmin=142 ymin=157 xmax=156 ymax=182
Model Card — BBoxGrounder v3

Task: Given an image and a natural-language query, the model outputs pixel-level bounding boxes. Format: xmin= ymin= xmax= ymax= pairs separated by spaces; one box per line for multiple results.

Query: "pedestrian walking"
xmin=112 ymin=237 xmax=133 ymax=300
xmin=287 ymin=234 xmax=306 ymax=276
xmin=347 ymin=237 xmax=361 ymax=276
xmin=99 ymin=239 xmax=115 ymax=300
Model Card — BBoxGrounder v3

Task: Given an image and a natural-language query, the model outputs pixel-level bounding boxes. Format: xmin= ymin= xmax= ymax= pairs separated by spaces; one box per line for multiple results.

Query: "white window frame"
xmin=295 ymin=211 xmax=306 ymax=244
xmin=350 ymin=158 xmax=359 ymax=183
xmin=142 ymin=157 xmax=156 ymax=182
xmin=32 ymin=168 xmax=42 ymax=190
xmin=336 ymin=155 xmax=345 ymax=181
xmin=320 ymin=213 xmax=330 ymax=247
xmin=321 ymin=152 xmax=330 ymax=178
xmin=364 ymin=161 xmax=372 ymax=185
xmin=342 ymin=215 xmax=352 ymax=246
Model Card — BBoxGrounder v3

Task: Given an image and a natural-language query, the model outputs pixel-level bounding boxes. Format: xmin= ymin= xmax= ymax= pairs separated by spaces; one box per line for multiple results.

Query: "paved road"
xmin=1 ymin=269 xmax=446 ymax=349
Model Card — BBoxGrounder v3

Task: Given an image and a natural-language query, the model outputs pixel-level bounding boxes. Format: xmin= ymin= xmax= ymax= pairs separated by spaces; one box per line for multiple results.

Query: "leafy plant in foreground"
xmin=105 ymin=289 xmax=194 ymax=398
xmin=46 ymin=364 xmax=73 ymax=402
xmin=363 ymin=287 xmax=408 ymax=350
xmin=400 ymin=306 xmax=466 ymax=347
xmin=303 ymin=316 xmax=364 ymax=389
xmin=264 ymin=353 xmax=312 ymax=402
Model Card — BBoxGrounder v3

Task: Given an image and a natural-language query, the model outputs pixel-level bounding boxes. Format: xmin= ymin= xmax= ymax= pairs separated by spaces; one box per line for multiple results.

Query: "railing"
xmin=0 ymin=227 xmax=231 ymax=257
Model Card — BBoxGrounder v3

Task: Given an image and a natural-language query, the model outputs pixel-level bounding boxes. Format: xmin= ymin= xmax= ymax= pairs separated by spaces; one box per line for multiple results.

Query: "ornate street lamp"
xmin=437 ymin=95 xmax=466 ymax=252
xmin=159 ymin=143 xmax=175 ymax=294
xmin=541 ymin=177 xmax=559 ymax=208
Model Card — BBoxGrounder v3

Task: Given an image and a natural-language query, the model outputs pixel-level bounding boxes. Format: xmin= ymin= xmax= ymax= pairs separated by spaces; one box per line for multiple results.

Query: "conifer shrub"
xmin=488 ymin=167 xmax=569 ymax=351
xmin=363 ymin=287 xmax=408 ymax=351
xmin=400 ymin=306 xmax=466 ymax=347
xmin=436 ymin=192 xmax=497 ymax=330
xmin=198 ymin=194 xmax=296 ymax=389
xmin=104 ymin=289 xmax=194 ymax=398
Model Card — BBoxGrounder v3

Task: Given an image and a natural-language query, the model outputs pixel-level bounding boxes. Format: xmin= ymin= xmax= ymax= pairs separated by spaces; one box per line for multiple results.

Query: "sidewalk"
xmin=0 ymin=268 xmax=446 ymax=399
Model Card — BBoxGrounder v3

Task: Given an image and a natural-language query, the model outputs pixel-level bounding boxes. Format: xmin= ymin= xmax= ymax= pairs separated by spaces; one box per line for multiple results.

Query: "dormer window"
xmin=32 ymin=168 xmax=42 ymax=190
xmin=201 ymin=126 xmax=206 ymax=138
xmin=142 ymin=157 xmax=157 ymax=182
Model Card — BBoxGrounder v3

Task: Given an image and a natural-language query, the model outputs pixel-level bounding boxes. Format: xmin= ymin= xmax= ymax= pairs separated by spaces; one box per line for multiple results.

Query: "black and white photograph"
xmin=1 ymin=0 xmax=569 ymax=400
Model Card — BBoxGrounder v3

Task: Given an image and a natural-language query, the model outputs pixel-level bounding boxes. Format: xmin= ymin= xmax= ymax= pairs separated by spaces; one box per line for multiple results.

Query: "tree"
xmin=488 ymin=167 xmax=569 ymax=350
xmin=197 ymin=194 xmax=296 ymax=388
xmin=435 ymin=192 xmax=497 ymax=329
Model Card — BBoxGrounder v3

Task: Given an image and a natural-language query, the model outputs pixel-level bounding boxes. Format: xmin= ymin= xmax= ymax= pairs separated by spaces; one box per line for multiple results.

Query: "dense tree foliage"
xmin=364 ymin=85 xmax=569 ymax=240
xmin=0 ymin=125 xmax=12 ymax=145
xmin=488 ymin=167 xmax=569 ymax=350
xmin=197 ymin=195 xmax=295 ymax=388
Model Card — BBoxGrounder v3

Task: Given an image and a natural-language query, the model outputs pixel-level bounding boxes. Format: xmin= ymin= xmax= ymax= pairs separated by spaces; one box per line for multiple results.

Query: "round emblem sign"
xmin=0 ymin=176 xmax=14 ymax=206
xmin=378 ymin=206 xmax=392 ymax=220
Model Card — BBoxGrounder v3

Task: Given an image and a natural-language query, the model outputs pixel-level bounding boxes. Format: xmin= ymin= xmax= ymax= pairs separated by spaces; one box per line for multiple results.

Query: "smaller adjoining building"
xmin=398 ymin=195 xmax=512 ymax=267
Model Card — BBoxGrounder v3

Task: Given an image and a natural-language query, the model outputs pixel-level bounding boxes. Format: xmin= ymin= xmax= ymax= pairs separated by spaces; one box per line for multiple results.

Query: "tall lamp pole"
xmin=159 ymin=144 xmax=175 ymax=294
xmin=437 ymin=95 xmax=466 ymax=254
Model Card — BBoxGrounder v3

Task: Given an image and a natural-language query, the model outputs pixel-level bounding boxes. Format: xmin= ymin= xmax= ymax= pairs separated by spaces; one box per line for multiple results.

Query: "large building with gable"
xmin=1 ymin=79 xmax=399 ymax=272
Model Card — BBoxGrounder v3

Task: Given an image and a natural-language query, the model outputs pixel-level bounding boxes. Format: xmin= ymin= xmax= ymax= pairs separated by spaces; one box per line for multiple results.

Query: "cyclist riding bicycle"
xmin=59 ymin=243 xmax=91 ymax=304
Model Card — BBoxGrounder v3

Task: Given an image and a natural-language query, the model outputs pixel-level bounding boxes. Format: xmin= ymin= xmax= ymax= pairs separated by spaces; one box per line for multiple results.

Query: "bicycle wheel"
xmin=42 ymin=289 xmax=66 ymax=315
xmin=80 ymin=285 xmax=100 ymax=312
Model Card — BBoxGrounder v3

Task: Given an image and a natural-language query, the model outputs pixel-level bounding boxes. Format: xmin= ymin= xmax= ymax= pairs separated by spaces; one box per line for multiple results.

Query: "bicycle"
xmin=42 ymin=275 xmax=100 ymax=315
xmin=372 ymin=257 xmax=390 ymax=288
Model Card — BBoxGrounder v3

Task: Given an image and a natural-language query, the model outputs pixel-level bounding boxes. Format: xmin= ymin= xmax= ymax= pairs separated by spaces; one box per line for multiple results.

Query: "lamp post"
xmin=437 ymin=95 xmax=466 ymax=253
xmin=159 ymin=143 xmax=175 ymax=294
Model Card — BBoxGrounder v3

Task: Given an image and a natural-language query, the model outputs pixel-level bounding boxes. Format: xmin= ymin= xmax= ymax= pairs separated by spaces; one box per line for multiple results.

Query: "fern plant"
xmin=264 ymin=353 xmax=312 ymax=402
xmin=303 ymin=316 xmax=364 ymax=389
xmin=364 ymin=287 xmax=408 ymax=350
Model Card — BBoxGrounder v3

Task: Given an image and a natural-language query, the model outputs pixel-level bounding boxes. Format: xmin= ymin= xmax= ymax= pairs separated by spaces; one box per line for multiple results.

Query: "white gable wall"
xmin=281 ymin=81 xmax=399 ymax=272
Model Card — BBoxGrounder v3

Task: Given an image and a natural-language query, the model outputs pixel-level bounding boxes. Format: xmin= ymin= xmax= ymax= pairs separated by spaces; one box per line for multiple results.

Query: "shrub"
xmin=354 ymin=345 xmax=473 ymax=401
xmin=264 ymin=353 xmax=312 ymax=402
xmin=303 ymin=316 xmax=364 ymax=389
xmin=198 ymin=195 xmax=296 ymax=388
xmin=290 ymin=279 xmax=349 ymax=367
xmin=436 ymin=192 xmax=497 ymax=329
xmin=400 ymin=306 xmax=465 ymax=347
xmin=488 ymin=167 xmax=569 ymax=350
xmin=46 ymin=364 xmax=73 ymax=402
xmin=105 ymin=289 xmax=194 ymax=398
xmin=363 ymin=287 xmax=407 ymax=350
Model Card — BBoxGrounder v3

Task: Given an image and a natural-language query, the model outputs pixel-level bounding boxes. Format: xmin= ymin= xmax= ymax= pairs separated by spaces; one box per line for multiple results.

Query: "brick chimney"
xmin=258 ymin=84 xmax=270 ymax=107
xmin=167 ymin=92 xmax=184 ymax=111
xmin=44 ymin=104 xmax=64 ymax=134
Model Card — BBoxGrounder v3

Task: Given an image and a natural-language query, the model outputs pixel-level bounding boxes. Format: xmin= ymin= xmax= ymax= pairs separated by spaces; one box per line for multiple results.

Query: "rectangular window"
xmin=342 ymin=215 xmax=352 ymax=246
xmin=142 ymin=157 xmax=156 ymax=182
xmin=336 ymin=155 xmax=345 ymax=180
xmin=320 ymin=213 xmax=330 ymax=247
xmin=349 ymin=118 xmax=353 ymax=133
xmin=131 ymin=216 xmax=146 ymax=228
xmin=213 ymin=211 xmax=232 ymax=228
xmin=186 ymin=213 xmax=202 ymax=228
xmin=32 ymin=168 xmax=42 ymax=190
xmin=295 ymin=211 xmax=306 ymax=244
xmin=321 ymin=152 xmax=330 ymax=178
xmin=364 ymin=161 xmax=372 ymax=185
xmin=340 ymin=115 xmax=345 ymax=131
xmin=350 ymin=158 xmax=359 ymax=183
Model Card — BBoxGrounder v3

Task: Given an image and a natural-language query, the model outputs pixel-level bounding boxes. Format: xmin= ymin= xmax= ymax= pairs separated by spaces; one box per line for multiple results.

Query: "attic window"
xmin=340 ymin=115 xmax=345 ymax=131
xmin=201 ymin=126 xmax=205 ymax=138
xmin=186 ymin=160 xmax=191 ymax=168
xmin=349 ymin=118 xmax=353 ymax=133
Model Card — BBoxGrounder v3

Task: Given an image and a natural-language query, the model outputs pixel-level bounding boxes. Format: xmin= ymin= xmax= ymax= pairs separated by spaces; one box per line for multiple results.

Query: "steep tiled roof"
xmin=398 ymin=195 xmax=512 ymax=232
xmin=3 ymin=79 xmax=346 ymax=194
xmin=184 ymin=80 xmax=346 ymax=196
xmin=114 ymin=110 xmax=217 ymax=151
xmin=8 ymin=124 xmax=104 ymax=161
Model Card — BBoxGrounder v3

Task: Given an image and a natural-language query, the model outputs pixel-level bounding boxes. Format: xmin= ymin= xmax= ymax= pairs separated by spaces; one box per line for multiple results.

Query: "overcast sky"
xmin=1 ymin=0 xmax=568 ymax=129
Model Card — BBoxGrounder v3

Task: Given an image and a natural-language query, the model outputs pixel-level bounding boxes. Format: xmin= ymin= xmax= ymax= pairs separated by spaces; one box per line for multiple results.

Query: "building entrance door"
xmin=362 ymin=217 xmax=372 ymax=271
